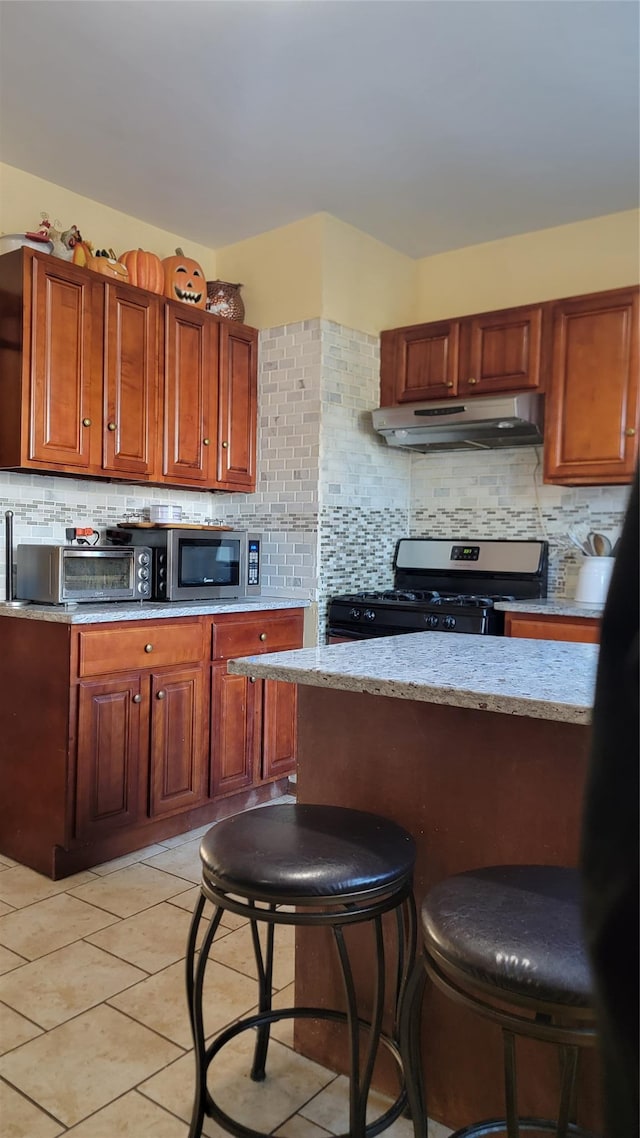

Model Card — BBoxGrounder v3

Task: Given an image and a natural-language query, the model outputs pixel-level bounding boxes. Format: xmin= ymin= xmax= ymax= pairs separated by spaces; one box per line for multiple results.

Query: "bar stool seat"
xmin=186 ymin=803 xmax=417 ymax=1138
xmin=400 ymin=865 xmax=600 ymax=1138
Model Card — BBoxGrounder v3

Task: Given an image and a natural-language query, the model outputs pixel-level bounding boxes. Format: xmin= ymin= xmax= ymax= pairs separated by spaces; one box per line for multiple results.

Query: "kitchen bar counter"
xmin=0 ymin=596 xmax=308 ymax=623
xmin=494 ymin=597 xmax=604 ymax=618
xmin=229 ymin=632 xmax=600 ymax=1131
xmin=228 ymin=630 xmax=597 ymax=724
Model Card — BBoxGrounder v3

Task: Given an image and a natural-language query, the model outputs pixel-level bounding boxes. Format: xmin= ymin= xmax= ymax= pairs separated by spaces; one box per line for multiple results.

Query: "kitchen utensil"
xmin=589 ymin=532 xmax=612 ymax=556
xmin=612 ymin=537 xmax=621 ymax=557
xmin=575 ymin=556 xmax=615 ymax=604
xmin=3 ymin=510 xmax=27 ymax=606
xmin=567 ymin=530 xmax=592 ymax=555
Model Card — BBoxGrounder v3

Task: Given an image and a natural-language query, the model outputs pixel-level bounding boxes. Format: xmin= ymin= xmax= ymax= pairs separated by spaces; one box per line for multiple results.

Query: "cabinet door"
xmin=217 ymin=322 xmax=258 ymax=490
xmin=544 ymin=287 xmax=639 ymax=485
xmin=29 ymin=254 xmax=100 ymax=470
xmin=149 ymin=665 xmax=208 ymax=818
xmin=163 ymin=303 xmax=218 ymax=485
xmin=210 ymin=666 xmax=258 ymax=796
xmin=380 ymin=322 xmax=460 ymax=404
xmin=75 ymin=675 xmax=145 ymax=840
xmin=459 ymin=305 xmax=543 ymax=395
xmin=261 ymin=679 xmax=297 ymax=781
xmin=103 ymin=283 xmax=159 ymax=478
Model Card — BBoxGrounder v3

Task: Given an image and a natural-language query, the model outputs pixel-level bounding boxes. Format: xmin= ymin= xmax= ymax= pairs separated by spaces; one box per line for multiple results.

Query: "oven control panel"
xmin=450 ymin=545 xmax=480 ymax=562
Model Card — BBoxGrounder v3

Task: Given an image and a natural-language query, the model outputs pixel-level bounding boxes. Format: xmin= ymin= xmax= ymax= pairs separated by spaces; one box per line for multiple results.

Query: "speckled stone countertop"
xmin=495 ymin=598 xmax=604 ymax=618
xmin=0 ymin=597 xmax=308 ymax=624
xmin=228 ymin=632 xmax=597 ymax=724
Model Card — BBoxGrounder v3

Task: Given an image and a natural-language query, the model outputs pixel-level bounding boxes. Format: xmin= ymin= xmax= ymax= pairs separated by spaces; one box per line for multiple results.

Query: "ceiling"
xmin=1 ymin=1 xmax=638 ymax=258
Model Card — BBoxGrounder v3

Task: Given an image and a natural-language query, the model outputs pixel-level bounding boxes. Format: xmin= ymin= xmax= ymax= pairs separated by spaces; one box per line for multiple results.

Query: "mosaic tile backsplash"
xmin=0 ymin=318 xmax=632 ymax=640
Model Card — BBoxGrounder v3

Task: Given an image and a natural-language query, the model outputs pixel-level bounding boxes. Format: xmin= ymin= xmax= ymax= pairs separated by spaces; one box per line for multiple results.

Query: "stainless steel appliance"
xmin=16 ymin=544 xmax=152 ymax=604
xmin=372 ymin=394 xmax=543 ymax=452
xmin=120 ymin=528 xmax=261 ymax=602
xmin=327 ymin=538 xmax=548 ymax=641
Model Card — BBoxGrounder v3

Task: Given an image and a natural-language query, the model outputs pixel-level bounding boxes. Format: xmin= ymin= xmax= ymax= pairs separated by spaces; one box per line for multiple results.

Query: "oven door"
xmin=327 ymin=626 xmax=412 ymax=644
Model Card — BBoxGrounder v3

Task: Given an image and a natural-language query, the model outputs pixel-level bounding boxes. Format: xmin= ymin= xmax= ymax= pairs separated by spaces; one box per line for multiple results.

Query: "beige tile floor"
xmin=0 ymin=802 xmax=451 ymax=1138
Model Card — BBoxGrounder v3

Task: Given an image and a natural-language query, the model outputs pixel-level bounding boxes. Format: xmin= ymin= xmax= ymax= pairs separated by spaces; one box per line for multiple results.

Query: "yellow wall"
xmin=321 ymin=215 xmax=416 ymax=334
xmin=0 ymin=163 xmax=217 ymax=276
xmin=415 ymin=209 xmax=640 ymax=321
xmin=215 ymin=214 xmax=324 ymax=330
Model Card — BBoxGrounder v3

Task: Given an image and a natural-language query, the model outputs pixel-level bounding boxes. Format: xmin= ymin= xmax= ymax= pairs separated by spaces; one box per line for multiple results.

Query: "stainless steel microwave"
xmin=15 ymin=545 xmax=152 ymax=604
xmin=123 ymin=529 xmax=261 ymax=601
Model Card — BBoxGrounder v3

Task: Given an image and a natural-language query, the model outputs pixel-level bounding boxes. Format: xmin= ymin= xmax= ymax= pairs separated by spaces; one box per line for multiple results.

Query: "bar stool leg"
xmin=250 ymin=910 xmax=275 ymax=1082
xmin=556 ymin=1045 xmax=579 ymax=1138
xmin=186 ymin=895 xmax=225 ymax=1138
xmin=399 ymin=958 xmax=427 ymax=1138
xmin=502 ymin=1029 xmax=519 ymax=1138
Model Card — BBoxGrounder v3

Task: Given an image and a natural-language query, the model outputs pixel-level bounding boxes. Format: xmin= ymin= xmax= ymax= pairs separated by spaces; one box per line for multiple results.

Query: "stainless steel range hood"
xmin=372 ymin=393 xmax=543 ymax=453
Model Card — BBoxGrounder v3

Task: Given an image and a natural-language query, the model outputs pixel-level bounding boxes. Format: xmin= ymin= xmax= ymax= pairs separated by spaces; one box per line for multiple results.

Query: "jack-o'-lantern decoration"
xmin=86 ymin=252 xmax=129 ymax=282
xmin=162 ymin=248 xmax=206 ymax=308
xmin=71 ymin=241 xmax=94 ymax=268
xmin=118 ymin=248 xmax=164 ymax=294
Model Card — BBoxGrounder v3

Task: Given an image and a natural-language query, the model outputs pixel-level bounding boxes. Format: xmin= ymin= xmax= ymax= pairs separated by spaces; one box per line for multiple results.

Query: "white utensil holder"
xmin=575 ymin=557 xmax=615 ymax=605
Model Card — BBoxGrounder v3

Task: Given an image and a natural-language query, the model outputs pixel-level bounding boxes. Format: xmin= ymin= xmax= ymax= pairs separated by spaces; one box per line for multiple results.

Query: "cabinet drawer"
xmin=78 ymin=620 xmax=205 ymax=677
xmin=212 ymin=611 xmax=304 ymax=660
xmin=504 ymin=613 xmax=600 ymax=644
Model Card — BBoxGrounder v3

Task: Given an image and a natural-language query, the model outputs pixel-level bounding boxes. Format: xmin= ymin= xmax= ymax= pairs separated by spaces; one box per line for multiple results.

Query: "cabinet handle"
xmin=625 ymin=427 xmax=636 ymax=437
xmin=107 ymin=422 xmax=117 ymax=432
xmin=259 ymin=632 xmax=267 ymax=641
xmin=144 ymin=643 xmax=154 ymax=653
xmin=82 ymin=418 xmax=92 ymax=427
xmin=132 ymin=694 xmax=142 ymax=704
xmin=203 ymin=437 xmax=210 ymax=446
xmin=467 ymin=377 xmax=478 ymax=385
xmin=221 ymin=440 xmax=229 ymax=448
xmin=156 ymin=690 xmax=166 ymax=700
xmin=445 ymin=381 xmax=454 ymax=388
xmin=249 ymin=676 xmax=256 ymax=684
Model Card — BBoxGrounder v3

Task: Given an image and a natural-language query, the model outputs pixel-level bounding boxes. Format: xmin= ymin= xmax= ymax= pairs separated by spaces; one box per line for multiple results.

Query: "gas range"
xmin=327 ymin=539 xmax=548 ymax=641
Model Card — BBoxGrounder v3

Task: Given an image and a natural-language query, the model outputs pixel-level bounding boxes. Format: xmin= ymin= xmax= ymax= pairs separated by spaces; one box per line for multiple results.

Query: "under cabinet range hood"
xmin=372 ymin=393 xmax=543 ymax=453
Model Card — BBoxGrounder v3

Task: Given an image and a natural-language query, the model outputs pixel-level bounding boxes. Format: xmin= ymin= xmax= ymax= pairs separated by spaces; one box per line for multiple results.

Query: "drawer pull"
xmin=249 ymin=676 xmax=256 ymax=684
xmin=625 ymin=427 xmax=636 ymax=437
xmin=107 ymin=421 xmax=117 ymax=432
xmin=203 ymin=437 xmax=210 ymax=446
xmin=144 ymin=643 xmax=154 ymax=653
xmin=467 ymin=377 xmax=478 ymax=385
xmin=221 ymin=440 xmax=229 ymax=449
xmin=132 ymin=693 xmax=142 ymax=704
xmin=156 ymin=689 xmax=166 ymax=700
xmin=259 ymin=632 xmax=267 ymax=641
xmin=82 ymin=417 xmax=92 ymax=427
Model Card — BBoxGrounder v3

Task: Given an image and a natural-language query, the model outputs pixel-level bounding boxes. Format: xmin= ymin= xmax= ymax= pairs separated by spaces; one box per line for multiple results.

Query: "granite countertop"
xmin=495 ymin=598 xmax=604 ymax=619
xmin=228 ymin=631 xmax=598 ymax=724
xmin=0 ymin=597 xmax=308 ymax=624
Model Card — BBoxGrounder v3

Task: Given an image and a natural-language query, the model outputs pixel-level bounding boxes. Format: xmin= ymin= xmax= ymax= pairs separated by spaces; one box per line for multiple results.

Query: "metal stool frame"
xmin=400 ymin=945 xmax=601 ymax=1138
xmin=186 ymin=870 xmax=417 ymax=1138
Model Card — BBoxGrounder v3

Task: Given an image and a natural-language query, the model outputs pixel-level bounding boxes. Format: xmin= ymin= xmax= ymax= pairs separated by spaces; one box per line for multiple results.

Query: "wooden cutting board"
xmin=116 ymin=521 xmax=233 ymax=530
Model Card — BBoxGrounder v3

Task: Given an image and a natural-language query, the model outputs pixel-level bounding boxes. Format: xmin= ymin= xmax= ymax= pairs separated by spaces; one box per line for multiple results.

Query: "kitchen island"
xmin=228 ymin=632 xmax=600 ymax=1131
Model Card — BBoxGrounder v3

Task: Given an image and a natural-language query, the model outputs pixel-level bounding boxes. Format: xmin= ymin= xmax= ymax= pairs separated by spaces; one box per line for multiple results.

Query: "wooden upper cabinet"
xmin=163 ymin=302 xmax=218 ymax=485
xmin=459 ymin=305 xmax=543 ymax=395
xmin=29 ymin=253 xmax=101 ymax=471
xmin=103 ymin=283 xmax=160 ymax=479
xmin=379 ymin=304 xmax=543 ymax=406
xmin=544 ymin=286 xmax=639 ymax=485
xmin=380 ymin=322 xmax=459 ymax=404
xmin=217 ymin=322 xmax=258 ymax=490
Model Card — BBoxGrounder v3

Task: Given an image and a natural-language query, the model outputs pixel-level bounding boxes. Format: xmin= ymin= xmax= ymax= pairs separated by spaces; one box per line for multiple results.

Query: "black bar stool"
xmin=186 ymin=802 xmax=417 ymax=1138
xmin=400 ymin=865 xmax=601 ymax=1138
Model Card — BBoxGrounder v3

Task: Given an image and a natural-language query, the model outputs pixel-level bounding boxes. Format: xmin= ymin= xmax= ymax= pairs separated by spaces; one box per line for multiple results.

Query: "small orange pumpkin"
xmin=71 ymin=241 xmax=94 ymax=268
xmin=162 ymin=247 xmax=206 ymax=308
xmin=86 ymin=255 xmax=129 ymax=282
xmin=118 ymin=248 xmax=164 ymax=294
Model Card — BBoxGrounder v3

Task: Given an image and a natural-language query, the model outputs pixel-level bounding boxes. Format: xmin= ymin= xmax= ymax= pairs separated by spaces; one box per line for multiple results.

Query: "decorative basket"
xmin=206 ymin=280 xmax=245 ymax=322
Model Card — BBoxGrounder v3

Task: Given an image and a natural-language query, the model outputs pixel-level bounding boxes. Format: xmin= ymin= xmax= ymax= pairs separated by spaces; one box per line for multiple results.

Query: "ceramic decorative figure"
xmin=206 ymin=280 xmax=245 ymax=322
xmin=161 ymin=248 xmax=206 ymax=308
xmin=118 ymin=248 xmax=164 ymax=294
xmin=48 ymin=222 xmax=82 ymax=260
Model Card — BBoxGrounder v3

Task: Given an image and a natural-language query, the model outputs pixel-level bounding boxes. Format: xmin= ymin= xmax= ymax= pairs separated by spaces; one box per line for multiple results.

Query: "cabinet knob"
xmin=259 ymin=632 xmax=267 ymax=641
xmin=249 ymin=676 xmax=256 ymax=684
xmin=221 ymin=440 xmax=229 ymax=449
xmin=467 ymin=377 xmax=478 ymax=385
xmin=144 ymin=643 xmax=154 ymax=653
xmin=445 ymin=381 xmax=454 ymax=388
xmin=625 ymin=427 xmax=636 ymax=437
xmin=203 ymin=438 xmax=210 ymax=446
xmin=156 ymin=689 xmax=166 ymax=700
xmin=132 ymin=693 xmax=142 ymax=704
xmin=82 ymin=418 xmax=92 ymax=427
xmin=107 ymin=422 xmax=117 ymax=432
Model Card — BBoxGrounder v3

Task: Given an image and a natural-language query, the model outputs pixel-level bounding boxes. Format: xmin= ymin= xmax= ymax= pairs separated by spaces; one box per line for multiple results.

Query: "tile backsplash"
xmin=0 ymin=319 xmax=632 ymax=635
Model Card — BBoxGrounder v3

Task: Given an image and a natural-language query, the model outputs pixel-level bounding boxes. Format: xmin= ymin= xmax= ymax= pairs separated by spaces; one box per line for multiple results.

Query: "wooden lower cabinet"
xmin=0 ymin=608 xmax=304 ymax=878
xmin=504 ymin=612 xmax=600 ymax=644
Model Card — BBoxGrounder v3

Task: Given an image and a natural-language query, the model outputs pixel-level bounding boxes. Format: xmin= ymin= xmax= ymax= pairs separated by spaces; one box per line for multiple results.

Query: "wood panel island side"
xmin=228 ymin=631 xmax=600 ymax=1133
